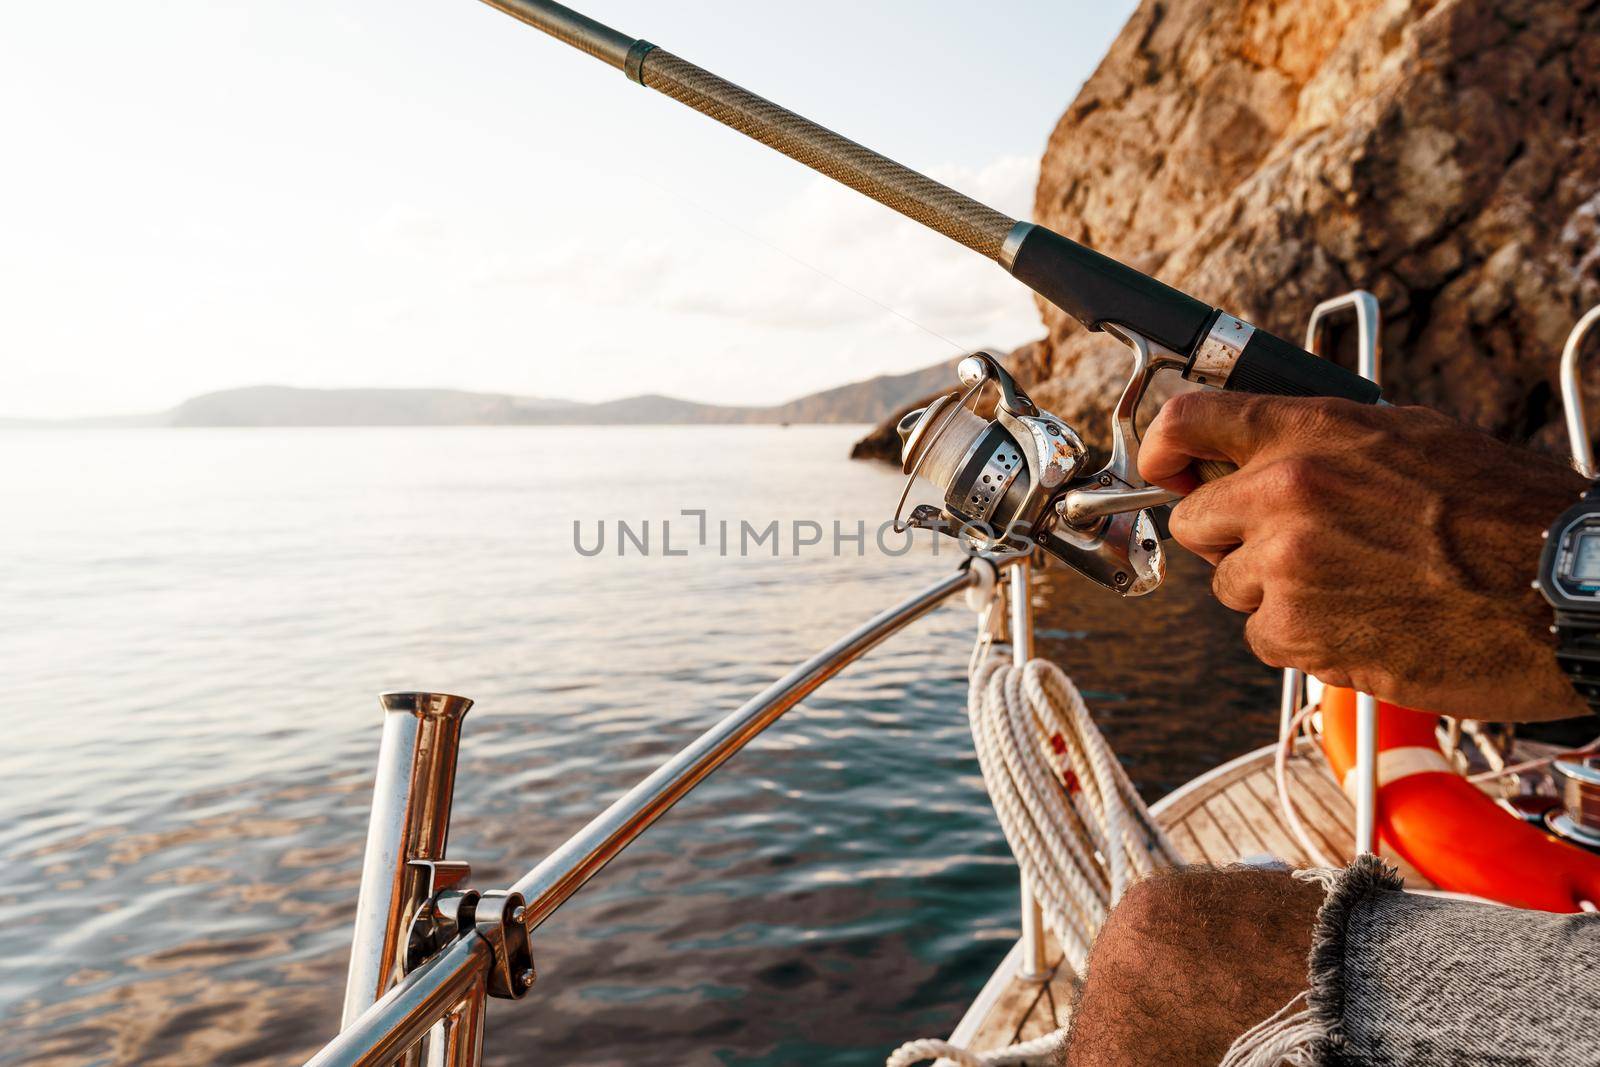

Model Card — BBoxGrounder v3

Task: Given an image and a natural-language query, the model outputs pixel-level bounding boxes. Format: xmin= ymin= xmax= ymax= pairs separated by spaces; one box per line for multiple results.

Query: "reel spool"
xmin=897 ymin=386 xmax=1030 ymax=543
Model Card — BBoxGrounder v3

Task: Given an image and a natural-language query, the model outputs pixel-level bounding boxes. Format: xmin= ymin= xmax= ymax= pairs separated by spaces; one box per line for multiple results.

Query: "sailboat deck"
xmin=945 ymin=739 xmax=1430 ymax=1056
xmin=1154 ymin=741 xmax=1435 ymax=884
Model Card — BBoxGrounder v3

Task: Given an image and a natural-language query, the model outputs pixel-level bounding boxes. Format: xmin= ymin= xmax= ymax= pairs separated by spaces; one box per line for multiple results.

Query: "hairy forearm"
xmin=1140 ymin=393 xmax=1591 ymax=723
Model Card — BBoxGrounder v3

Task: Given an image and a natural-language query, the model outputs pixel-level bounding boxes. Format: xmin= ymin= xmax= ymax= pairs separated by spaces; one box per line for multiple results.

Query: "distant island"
xmin=4 ymin=356 xmax=970 ymax=430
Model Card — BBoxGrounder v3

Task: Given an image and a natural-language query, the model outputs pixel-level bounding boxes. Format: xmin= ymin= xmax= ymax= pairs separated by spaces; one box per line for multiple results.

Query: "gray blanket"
xmin=1303 ymin=857 xmax=1600 ymax=1066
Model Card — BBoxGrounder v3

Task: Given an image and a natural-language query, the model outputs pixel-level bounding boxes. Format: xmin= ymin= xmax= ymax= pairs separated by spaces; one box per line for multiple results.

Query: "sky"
xmin=0 ymin=0 xmax=1139 ymax=418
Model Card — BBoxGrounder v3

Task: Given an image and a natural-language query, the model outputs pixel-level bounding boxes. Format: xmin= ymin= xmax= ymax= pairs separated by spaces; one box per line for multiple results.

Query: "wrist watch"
xmin=1536 ymin=483 xmax=1600 ymax=714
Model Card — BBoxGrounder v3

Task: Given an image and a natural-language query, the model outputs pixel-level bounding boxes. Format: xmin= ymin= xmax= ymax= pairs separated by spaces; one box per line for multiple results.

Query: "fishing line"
xmin=633 ymin=173 xmax=971 ymax=355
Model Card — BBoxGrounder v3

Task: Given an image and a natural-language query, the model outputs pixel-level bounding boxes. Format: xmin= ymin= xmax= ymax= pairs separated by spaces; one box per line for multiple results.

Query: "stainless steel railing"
xmin=509 ymin=564 xmax=989 ymax=928
xmin=312 ymin=935 xmax=494 ymax=1067
xmin=1561 ymin=305 xmax=1600 ymax=478
xmin=305 ymin=557 xmax=1014 ymax=1067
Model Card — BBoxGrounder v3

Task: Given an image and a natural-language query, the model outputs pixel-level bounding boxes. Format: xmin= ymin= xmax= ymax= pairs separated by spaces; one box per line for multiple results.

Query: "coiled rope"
xmin=886 ymin=1028 xmax=1074 ymax=1067
xmin=888 ymin=598 xmax=1182 ymax=1067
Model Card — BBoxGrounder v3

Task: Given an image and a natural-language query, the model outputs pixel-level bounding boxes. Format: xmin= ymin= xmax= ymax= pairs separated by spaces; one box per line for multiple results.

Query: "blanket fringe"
xmin=1218 ymin=991 xmax=1326 ymax=1067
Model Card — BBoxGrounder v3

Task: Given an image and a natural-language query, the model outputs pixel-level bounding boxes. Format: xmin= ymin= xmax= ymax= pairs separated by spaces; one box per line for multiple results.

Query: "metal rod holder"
xmin=342 ymin=692 xmax=475 ymax=1029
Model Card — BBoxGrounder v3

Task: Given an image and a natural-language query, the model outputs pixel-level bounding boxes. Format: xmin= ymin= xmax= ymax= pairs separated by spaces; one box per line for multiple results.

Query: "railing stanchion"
xmin=1277 ymin=669 xmax=1304 ymax=745
xmin=342 ymin=692 xmax=475 ymax=1030
xmin=1561 ymin=305 xmax=1600 ymax=478
xmin=1009 ymin=558 xmax=1050 ymax=981
xmin=424 ymin=971 xmax=488 ymax=1067
xmin=1305 ymin=293 xmax=1382 ymax=856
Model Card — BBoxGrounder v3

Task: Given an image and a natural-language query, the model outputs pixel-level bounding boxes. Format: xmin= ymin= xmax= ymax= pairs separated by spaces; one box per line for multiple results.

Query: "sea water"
xmin=0 ymin=425 xmax=1275 ymax=1066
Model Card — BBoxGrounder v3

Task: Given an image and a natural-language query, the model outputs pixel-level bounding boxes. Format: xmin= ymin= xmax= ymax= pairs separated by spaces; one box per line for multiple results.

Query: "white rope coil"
xmin=970 ymin=652 xmax=1182 ymax=972
xmin=889 ymin=628 xmax=1182 ymax=1067
xmin=886 ymin=1028 xmax=1075 ymax=1067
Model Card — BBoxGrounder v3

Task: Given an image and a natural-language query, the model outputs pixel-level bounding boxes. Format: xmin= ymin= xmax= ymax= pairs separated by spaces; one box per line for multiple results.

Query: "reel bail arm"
xmin=1053 ymin=325 xmax=1187 ymax=527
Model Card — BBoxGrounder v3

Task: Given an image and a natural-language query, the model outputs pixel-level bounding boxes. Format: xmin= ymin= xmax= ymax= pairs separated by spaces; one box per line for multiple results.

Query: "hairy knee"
xmin=1093 ymin=866 xmax=1321 ymax=988
xmin=1066 ymin=867 xmax=1324 ymax=1067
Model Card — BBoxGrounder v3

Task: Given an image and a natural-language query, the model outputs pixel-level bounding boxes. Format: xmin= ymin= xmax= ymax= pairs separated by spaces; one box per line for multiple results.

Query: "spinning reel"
xmin=893 ymin=327 xmax=1193 ymax=596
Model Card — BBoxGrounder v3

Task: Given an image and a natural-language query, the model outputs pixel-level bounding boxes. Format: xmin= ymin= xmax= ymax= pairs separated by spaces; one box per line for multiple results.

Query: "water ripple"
xmin=0 ymin=426 xmax=1275 ymax=1066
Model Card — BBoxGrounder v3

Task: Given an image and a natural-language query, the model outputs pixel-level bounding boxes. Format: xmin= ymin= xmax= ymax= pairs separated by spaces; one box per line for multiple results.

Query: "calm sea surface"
xmin=0 ymin=426 xmax=1277 ymax=1066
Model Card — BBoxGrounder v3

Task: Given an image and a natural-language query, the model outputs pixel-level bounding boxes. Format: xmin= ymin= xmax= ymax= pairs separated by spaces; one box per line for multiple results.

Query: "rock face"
xmin=857 ymin=0 xmax=1600 ymax=459
xmin=1031 ymin=0 xmax=1600 ymax=451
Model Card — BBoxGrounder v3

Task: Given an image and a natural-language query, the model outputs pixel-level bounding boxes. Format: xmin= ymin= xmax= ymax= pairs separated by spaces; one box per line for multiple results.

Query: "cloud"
xmin=679 ymin=155 xmax=1043 ymax=344
xmin=461 ymin=154 xmax=1045 ymax=350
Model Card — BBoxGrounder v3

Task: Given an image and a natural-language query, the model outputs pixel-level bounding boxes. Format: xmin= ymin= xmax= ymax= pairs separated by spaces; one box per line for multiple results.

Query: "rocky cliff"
xmin=858 ymin=0 xmax=1600 ymax=460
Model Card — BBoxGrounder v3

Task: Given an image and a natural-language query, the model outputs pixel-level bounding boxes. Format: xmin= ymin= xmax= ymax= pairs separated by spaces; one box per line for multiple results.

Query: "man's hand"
xmin=1139 ymin=392 xmax=1589 ymax=722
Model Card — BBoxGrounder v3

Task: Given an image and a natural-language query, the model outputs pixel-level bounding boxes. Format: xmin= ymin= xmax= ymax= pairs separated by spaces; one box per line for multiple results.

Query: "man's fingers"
xmin=1140 ymin=391 xmax=1294 ymax=493
xmin=1242 ymin=602 xmax=1293 ymax=669
xmin=1211 ymin=545 xmax=1265 ymax=613
xmin=1165 ymin=465 xmax=1280 ymax=563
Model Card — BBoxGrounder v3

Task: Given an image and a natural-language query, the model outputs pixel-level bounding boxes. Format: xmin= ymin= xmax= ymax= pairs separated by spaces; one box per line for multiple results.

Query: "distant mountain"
xmin=761 ymin=359 xmax=961 ymax=424
xmin=14 ymin=356 xmax=974 ymax=429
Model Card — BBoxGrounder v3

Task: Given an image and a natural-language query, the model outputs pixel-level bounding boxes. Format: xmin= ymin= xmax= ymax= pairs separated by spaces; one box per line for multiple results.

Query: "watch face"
xmin=1554 ymin=515 xmax=1600 ymax=599
xmin=1574 ymin=532 xmax=1600 ymax=582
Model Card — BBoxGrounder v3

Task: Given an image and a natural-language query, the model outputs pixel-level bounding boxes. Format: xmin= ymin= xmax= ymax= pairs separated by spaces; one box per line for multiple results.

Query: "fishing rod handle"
xmin=1219 ymin=323 xmax=1382 ymax=403
xmin=1194 ymin=459 xmax=1237 ymax=483
xmin=1005 ymin=224 xmax=1381 ymax=406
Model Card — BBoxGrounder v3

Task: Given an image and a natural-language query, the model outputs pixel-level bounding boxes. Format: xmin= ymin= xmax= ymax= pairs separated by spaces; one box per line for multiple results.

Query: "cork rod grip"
xmin=637 ymin=49 xmax=1019 ymax=259
xmin=1194 ymin=459 xmax=1237 ymax=483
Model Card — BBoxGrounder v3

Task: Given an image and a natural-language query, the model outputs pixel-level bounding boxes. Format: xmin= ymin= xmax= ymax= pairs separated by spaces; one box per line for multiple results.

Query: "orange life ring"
xmin=1318 ymin=686 xmax=1600 ymax=912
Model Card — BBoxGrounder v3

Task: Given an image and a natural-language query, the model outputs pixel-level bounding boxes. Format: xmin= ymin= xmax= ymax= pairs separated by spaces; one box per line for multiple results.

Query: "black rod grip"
xmin=1007 ymin=225 xmax=1213 ymax=356
xmin=1227 ymin=327 xmax=1381 ymax=404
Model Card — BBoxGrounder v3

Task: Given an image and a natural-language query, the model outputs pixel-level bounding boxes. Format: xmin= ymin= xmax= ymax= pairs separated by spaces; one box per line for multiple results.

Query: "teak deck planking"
xmin=944 ymin=736 xmax=1518 ymax=1059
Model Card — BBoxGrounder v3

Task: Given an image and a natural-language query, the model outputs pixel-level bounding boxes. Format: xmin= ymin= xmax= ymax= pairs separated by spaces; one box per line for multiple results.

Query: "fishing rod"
xmin=477 ymin=0 xmax=1382 ymax=595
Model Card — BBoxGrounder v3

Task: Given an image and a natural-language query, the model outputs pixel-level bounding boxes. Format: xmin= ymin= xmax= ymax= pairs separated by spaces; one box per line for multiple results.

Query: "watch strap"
xmin=1553 ymin=608 xmax=1600 ymax=715
xmin=1543 ymin=480 xmax=1600 ymax=713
